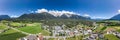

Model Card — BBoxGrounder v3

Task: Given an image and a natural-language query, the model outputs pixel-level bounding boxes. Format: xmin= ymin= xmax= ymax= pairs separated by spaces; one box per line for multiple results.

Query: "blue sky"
xmin=0 ymin=0 xmax=120 ymax=19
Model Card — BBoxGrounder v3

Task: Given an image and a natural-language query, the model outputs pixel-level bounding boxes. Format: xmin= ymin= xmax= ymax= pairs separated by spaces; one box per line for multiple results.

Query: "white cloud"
xmin=10 ymin=15 xmax=19 ymax=18
xmin=116 ymin=10 xmax=120 ymax=14
xmin=48 ymin=10 xmax=76 ymax=17
xmin=48 ymin=10 xmax=64 ymax=17
xmin=92 ymin=16 xmax=106 ymax=19
xmin=117 ymin=10 xmax=120 ymax=14
xmin=83 ymin=14 xmax=90 ymax=17
xmin=35 ymin=8 xmax=79 ymax=17
xmin=118 ymin=10 xmax=120 ymax=13
xmin=35 ymin=8 xmax=48 ymax=13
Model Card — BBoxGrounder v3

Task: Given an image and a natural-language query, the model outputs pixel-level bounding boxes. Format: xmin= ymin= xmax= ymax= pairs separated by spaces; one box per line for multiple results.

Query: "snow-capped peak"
xmin=35 ymin=8 xmax=80 ymax=17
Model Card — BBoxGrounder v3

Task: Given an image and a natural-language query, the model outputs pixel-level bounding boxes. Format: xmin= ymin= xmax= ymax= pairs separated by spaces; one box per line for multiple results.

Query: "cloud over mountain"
xmin=35 ymin=8 xmax=80 ymax=17
xmin=18 ymin=9 xmax=91 ymax=20
xmin=35 ymin=9 xmax=48 ymax=13
xmin=83 ymin=14 xmax=90 ymax=17
xmin=118 ymin=10 xmax=120 ymax=14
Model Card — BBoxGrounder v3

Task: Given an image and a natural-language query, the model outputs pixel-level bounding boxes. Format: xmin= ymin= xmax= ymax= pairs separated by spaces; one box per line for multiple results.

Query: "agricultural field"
xmin=111 ymin=26 xmax=120 ymax=33
xmin=0 ymin=20 xmax=120 ymax=40
xmin=0 ymin=29 xmax=26 ymax=40
xmin=93 ymin=26 xmax=104 ymax=32
xmin=105 ymin=26 xmax=120 ymax=32
xmin=0 ymin=23 xmax=7 ymax=30
xmin=0 ymin=22 xmax=51 ymax=40
xmin=18 ymin=23 xmax=50 ymax=35
xmin=10 ymin=22 xmax=23 ymax=27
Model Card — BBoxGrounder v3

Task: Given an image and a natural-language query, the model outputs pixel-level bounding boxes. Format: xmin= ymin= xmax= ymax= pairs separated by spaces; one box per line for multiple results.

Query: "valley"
xmin=0 ymin=19 xmax=120 ymax=40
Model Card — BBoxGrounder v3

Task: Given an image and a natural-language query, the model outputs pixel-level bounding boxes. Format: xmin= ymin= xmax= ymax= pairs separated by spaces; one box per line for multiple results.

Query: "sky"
xmin=0 ymin=0 xmax=120 ymax=19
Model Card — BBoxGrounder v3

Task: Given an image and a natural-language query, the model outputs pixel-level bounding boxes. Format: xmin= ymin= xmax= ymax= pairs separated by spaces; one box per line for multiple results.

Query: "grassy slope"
xmin=0 ymin=29 xmax=26 ymax=40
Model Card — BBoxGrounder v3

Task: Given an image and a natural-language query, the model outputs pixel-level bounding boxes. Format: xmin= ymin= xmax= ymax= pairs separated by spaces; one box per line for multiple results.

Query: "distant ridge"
xmin=0 ymin=15 xmax=10 ymax=20
xmin=18 ymin=12 xmax=91 ymax=20
xmin=110 ymin=14 xmax=120 ymax=20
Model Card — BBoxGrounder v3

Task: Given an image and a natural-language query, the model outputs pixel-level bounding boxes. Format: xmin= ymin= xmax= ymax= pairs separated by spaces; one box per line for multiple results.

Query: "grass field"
xmin=0 ymin=23 xmax=7 ymax=30
xmin=18 ymin=23 xmax=50 ymax=35
xmin=18 ymin=25 xmax=42 ymax=34
xmin=0 ymin=29 xmax=26 ymax=40
xmin=10 ymin=22 xmax=23 ymax=27
xmin=115 ymin=26 xmax=120 ymax=33
xmin=104 ymin=34 xmax=119 ymax=40
xmin=106 ymin=26 xmax=120 ymax=33
xmin=18 ymin=23 xmax=42 ymax=34
xmin=0 ymin=23 xmax=50 ymax=40
xmin=93 ymin=26 xmax=104 ymax=32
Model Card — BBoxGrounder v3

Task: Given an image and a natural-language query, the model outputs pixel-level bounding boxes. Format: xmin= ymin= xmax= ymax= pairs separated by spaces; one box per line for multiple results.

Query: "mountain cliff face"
xmin=110 ymin=14 xmax=120 ymax=20
xmin=18 ymin=12 xmax=91 ymax=20
xmin=0 ymin=15 xmax=10 ymax=20
xmin=19 ymin=12 xmax=56 ymax=20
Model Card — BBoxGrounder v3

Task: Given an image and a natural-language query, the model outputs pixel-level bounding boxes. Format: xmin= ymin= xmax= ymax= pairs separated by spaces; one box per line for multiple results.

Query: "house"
xmin=74 ymin=29 xmax=79 ymax=35
xmin=69 ymin=32 xmax=74 ymax=36
xmin=116 ymin=33 xmax=120 ymax=38
xmin=106 ymin=28 xmax=115 ymax=34
xmin=20 ymin=38 xmax=26 ymax=40
xmin=20 ymin=33 xmax=45 ymax=40
xmin=54 ymin=26 xmax=62 ymax=31
xmin=85 ymin=33 xmax=98 ymax=40
xmin=65 ymin=29 xmax=70 ymax=36
xmin=38 ymin=33 xmax=44 ymax=40
xmin=90 ymin=33 xmax=98 ymax=39
xmin=86 ymin=38 xmax=96 ymax=40
xmin=20 ymin=35 xmax=38 ymax=40
xmin=98 ymin=33 xmax=104 ymax=39
xmin=87 ymin=29 xmax=92 ymax=34
xmin=83 ymin=30 xmax=89 ymax=35
xmin=41 ymin=25 xmax=49 ymax=30
xmin=83 ymin=29 xmax=92 ymax=35
xmin=112 ymin=31 xmax=118 ymax=35
xmin=53 ymin=26 xmax=65 ymax=36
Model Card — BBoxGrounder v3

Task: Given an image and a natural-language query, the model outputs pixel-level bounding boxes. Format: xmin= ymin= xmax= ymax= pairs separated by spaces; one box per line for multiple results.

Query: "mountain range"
xmin=110 ymin=14 xmax=120 ymax=20
xmin=0 ymin=12 xmax=120 ymax=21
xmin=18 ymin=12 xmax=91 ymax=20
xmin=0 ymin=15 xmax=10 ymax=20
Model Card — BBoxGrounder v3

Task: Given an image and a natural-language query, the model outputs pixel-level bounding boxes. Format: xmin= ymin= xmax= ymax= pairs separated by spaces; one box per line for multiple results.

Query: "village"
xmin=18 ymin=22 xmax=120 ymax=40
xmin=0 ymin=20 xmax=120 ymax=40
